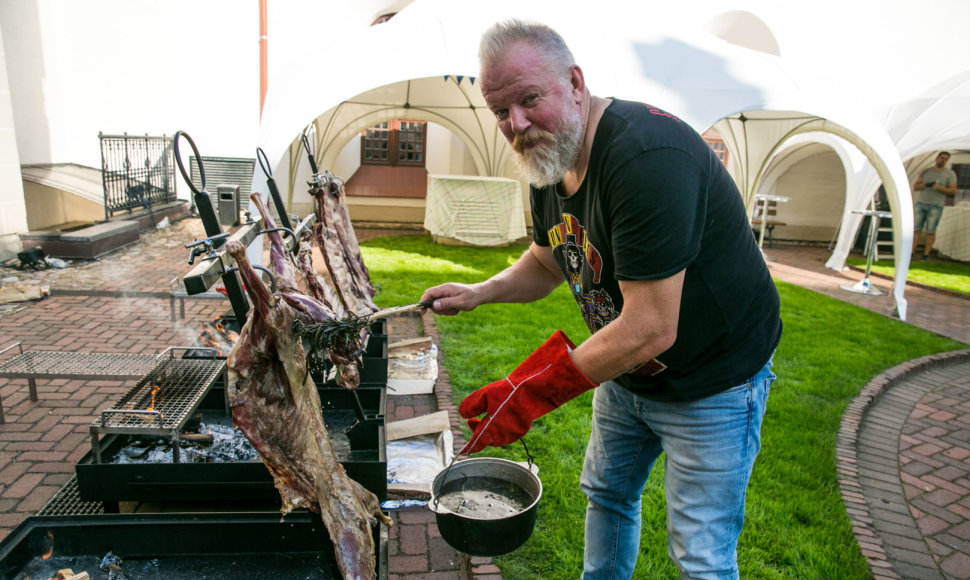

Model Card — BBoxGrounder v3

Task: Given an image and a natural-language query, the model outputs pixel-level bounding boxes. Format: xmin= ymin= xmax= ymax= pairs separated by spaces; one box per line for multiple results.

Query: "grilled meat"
xmin=251 ymin=192 xmax=363 ymax=390
xmin=224 ymin=239 xmax=390 ymax=579
xmin=309 ymin=180 xmax=378 ymax=317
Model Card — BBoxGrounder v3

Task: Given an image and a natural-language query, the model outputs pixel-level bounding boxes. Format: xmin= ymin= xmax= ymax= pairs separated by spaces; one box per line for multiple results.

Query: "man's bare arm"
xmin=570 ymin=271 xmax=685 ymax=384
xmin=421 ymin=243 xmax=563 ymax=315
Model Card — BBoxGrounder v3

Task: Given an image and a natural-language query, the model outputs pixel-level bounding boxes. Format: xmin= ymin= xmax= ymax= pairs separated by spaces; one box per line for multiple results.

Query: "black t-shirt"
xmin=531 ymin=99 xmax=782 ymax=402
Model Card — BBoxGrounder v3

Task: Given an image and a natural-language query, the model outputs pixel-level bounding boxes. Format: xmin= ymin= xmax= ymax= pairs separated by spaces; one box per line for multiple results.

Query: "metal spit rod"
xmin=179 ymin=213 xmax=316 ymax=297
xmin=257 ymin=146 xmax=293 ymax=232
xmin=174 ymin=130 xmax=250 ymax=322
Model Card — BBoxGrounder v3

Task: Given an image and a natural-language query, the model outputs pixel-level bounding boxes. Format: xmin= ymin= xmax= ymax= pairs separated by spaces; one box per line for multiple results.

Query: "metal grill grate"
xmin=37 ymin=475 xmax=104 ymax=516
xmin=0 ymin=351 xmax=159 ymax=380
xmin=92 ymin=358 xmax=225 ymax=432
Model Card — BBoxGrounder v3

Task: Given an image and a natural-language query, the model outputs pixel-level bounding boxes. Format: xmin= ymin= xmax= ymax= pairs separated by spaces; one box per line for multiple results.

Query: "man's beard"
xmin=511 ymin=101 xmax=583 ymax=188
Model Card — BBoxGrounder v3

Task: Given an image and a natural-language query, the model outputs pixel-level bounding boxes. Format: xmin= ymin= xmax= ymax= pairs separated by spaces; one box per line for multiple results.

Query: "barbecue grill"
xmin=88 ymin=347 xmax=226 ymax=464
xmin=37 ymin=476 xmax=104 ymax=517
xmin=309 ymin=332 xmax=389 ymax=385
xmin=193 ymin=311 xmax=389 ymax=384
xmin=0 ymin=511 xmax=388 ymax=579
xmin=75 ymin=383 xmax=388 ymax=507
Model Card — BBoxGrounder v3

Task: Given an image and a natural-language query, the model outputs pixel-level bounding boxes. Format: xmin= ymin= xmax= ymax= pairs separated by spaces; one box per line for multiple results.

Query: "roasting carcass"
xmin=224 ymin=239 xmax=390 ymax=579
xmin=324 ymin=177 xmax=375 ymax=298
xmin=309 ymin=179 xmax=378 ymax=317
xmin=248 ymin=192 xmax=299 ymax=292
xmin=250 ymin=192 xmax=364 ymax=390
xmin=296 ymin=228 xmax=347 ymax=318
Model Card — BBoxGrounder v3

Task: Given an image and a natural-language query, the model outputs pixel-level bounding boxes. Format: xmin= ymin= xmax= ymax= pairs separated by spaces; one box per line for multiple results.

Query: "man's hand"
xmin=419 ymin=243 xmax=563 ymax=317
xmin=420 ymin=282 xmax=484 ymax=316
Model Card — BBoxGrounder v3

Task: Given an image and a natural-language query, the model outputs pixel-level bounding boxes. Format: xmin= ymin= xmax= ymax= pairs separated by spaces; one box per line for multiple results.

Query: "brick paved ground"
xmin=385 ymin=312 xmax=501 ymax=580
xmin=0 ymin=219 xmax=231 ymax=537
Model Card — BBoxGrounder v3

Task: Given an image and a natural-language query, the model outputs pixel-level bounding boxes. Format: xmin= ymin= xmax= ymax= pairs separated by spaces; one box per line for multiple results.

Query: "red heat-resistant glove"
xmin=458 ymin=330 xmax=598 ymax=454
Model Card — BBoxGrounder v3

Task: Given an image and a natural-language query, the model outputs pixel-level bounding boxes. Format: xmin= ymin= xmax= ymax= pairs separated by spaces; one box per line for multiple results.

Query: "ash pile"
xmin=111 ymin=420 xmax=258 ymax=465
xmin=109 ymin=409 xmax=357 ymax=465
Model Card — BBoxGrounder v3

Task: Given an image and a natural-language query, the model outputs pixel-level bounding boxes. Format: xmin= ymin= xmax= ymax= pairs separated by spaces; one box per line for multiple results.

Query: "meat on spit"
xmin=249 ymin=192 xmax=363 ymax=390
xmin=324 ymin=176 xmax=375 ymax=299
xmin=224 ymin=239 xmax=390 ymax=580
xmin=309 ymin=178 xmax=378 ymax=317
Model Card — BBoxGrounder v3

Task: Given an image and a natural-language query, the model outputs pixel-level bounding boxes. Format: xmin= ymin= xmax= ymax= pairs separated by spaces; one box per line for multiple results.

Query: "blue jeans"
xmin=580 ymin=359 xmax=775 ymax=579
xmin=913 ymin=202 xmax=944 ymax=234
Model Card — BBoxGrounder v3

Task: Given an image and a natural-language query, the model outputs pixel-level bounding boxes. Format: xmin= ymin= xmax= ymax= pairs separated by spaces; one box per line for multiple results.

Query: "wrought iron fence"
xmin=99 ymin=132 xmax=177 ymax=218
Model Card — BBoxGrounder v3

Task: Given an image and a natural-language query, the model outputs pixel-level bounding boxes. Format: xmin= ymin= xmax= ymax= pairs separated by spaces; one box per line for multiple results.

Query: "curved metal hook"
xmin=259 ymin=226 xmax=296 ymax=240
xmin=174 ymin=130 xmax=205 ymax=195
xmin=256 ymin=147 xmax=273 ymax=179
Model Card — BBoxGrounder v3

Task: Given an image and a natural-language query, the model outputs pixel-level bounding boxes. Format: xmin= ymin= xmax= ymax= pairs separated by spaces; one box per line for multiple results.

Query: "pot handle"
xmin=519 ymin=437 xmax=536 ymax=473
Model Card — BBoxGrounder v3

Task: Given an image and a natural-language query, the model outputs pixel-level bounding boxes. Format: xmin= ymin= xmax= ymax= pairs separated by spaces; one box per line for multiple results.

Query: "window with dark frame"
xmin=361 ymin=120 xmax=427 ymax=167
xmin=702 ymin=129 xmax=729 ymax=167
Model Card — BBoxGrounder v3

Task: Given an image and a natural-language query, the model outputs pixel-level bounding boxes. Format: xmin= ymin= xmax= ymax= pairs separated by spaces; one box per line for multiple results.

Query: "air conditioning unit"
xmin=215 ymin=185 xmax=241 ymax=227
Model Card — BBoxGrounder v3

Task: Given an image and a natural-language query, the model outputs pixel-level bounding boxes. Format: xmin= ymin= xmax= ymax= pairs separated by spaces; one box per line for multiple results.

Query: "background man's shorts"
xmin=914 ymin=202 xmax=944 ymax=233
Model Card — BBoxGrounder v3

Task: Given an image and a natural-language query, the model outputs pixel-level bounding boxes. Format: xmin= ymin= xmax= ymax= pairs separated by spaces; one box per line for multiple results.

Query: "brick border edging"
xmin=836 ymin=348 xmax=970 ymax=580
xmin=421 ymin=310 xmax=504 ymax=580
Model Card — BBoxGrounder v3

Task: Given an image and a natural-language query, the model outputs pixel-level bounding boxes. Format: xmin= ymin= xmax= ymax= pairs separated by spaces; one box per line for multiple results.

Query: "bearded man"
xmin=421 ymin=19 xmax=782 ymax=580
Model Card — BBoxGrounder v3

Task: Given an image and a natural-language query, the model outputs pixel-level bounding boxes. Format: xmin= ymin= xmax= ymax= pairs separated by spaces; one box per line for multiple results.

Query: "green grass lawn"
xmin=847 ymin=255 xmax=970 ymax=296
xmin=364 ymin=236 xmax=964 ymax=579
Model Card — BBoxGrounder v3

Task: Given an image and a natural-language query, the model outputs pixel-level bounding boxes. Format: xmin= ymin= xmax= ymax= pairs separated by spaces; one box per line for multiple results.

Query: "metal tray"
xmin=0 ymin=511 xmax=387 ymax=579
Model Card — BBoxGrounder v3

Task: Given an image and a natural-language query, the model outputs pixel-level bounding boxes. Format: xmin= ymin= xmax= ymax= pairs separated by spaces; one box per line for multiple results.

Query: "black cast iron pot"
xmin=429 ymin=457 xmax=542 ymax=557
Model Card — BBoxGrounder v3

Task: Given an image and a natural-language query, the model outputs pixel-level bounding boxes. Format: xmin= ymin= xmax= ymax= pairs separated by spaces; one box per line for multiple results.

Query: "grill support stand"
xmin=194 ymin=189 xmax=250 ymax=322
xmin=0 ymin=344 xmax=161 ymax=425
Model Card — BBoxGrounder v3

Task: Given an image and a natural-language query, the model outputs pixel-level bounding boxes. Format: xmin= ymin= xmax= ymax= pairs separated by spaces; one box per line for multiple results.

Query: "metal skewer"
xmin=366 ymin=300 xmax=434 ymax=323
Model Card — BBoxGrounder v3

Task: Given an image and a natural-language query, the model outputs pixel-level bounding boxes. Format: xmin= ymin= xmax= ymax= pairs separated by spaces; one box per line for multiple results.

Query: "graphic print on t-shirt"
xmin=547 ymin=213 xmax=612 ymax=330
xmin=547 ymin=212 xmax=666 ymax=376
xmin=587 ymin=289 xmax=616 ymax=330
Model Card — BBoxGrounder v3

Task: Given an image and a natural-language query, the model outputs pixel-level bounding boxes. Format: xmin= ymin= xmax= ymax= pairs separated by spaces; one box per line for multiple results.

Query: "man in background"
xmin=912 ymin=151 xmax=957 ymax=261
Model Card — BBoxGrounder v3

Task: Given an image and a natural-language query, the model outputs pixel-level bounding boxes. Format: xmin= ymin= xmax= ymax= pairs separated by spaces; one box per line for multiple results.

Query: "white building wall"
xmin=0 ymin=0 xmax=967 ymax=260
xmin=0 ymin=0 xmax=259 ymax=177
xmin=0 ymin=24 xmax=28 ymax=259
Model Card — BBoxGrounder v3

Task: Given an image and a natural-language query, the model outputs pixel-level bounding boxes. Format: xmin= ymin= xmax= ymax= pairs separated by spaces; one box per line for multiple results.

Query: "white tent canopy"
xmin=255 ymin=0 xmax=969 ymax=321
xmin=826 ymin=71 xmax=970 ymax=294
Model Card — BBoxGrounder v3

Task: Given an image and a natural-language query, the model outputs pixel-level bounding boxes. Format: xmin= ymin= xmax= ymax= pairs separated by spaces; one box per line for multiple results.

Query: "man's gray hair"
xmin=479 ymin=19 xmax=576 ymax=77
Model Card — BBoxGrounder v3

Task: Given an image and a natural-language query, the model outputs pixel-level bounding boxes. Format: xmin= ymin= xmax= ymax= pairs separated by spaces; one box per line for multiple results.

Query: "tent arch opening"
xmin=711 ymin=110 xmax=912 ymax=318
